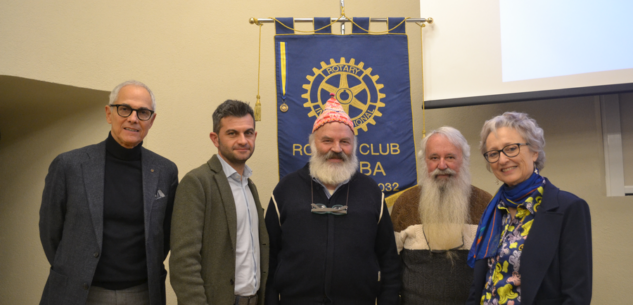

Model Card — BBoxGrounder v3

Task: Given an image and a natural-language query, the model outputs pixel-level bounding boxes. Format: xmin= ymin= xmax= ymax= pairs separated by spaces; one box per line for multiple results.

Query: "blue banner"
xmin=275 ymin=21 xmax=417 ymax=197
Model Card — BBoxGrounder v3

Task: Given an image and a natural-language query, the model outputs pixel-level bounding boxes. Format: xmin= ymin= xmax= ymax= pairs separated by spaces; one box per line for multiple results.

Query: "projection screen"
xmin=420 ymin=0 xmax=633 ymax=108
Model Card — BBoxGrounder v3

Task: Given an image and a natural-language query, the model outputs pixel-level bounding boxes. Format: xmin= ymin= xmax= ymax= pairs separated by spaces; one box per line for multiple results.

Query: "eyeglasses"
xmin=309 ymin=179 xmax=349 ymax=216
xmin=311 ymin=203 xmax=348 ymax=215
xmin=109 ymin=104 xmax=155 ymax=121
xmin=483 ymin=143 xmax=529 ymax=163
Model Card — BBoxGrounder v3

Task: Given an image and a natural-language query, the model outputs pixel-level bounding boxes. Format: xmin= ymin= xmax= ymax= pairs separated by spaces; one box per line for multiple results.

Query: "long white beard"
xmin=309 ymin=139 xmax=359 ymax=186
xmin=418 ymin=166 xmax=472 ymax=251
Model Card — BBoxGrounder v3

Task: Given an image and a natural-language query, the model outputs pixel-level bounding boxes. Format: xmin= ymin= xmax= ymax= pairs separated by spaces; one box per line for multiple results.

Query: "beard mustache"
xmin=430 ymin=168 xmax=457 ymax=189
xmin=324 ymin=150 xmax=347 ymax=161
xmin=309 ymin=139 xmax=359 ymax=186
xmin=418 ymin=164 xmax=472 ymax=252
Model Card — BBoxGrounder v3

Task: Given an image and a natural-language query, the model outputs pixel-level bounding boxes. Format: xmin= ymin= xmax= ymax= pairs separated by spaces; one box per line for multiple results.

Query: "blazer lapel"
xmin=209 ymin=156 xmax=238 ymax=251
xmin=249 ymin=179 xmax=269 ymax=246
xmin=82 ymin=142 xmax=106 ymax=247
xmin=521 ymin=181 xmax=563 ymax=305
xmin=141 ymin=148 xmax=160 ymax=242
xmin=248 ymin=180 xmax=262 ymax=212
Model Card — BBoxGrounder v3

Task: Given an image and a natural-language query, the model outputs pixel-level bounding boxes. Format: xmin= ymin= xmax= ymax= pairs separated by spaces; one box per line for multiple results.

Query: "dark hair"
xmin=212 ymin=100 xmax=255 ymax=133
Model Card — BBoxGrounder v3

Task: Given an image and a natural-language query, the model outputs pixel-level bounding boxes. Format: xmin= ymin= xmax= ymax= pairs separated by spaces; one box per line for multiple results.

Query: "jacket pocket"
xmin=152 ymin=195 xmax=168 ymax=210
xmin=42 ymin=268 xmax=68 ymax=304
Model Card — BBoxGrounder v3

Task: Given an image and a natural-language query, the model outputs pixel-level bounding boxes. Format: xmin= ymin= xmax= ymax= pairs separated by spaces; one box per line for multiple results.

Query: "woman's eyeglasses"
xmin=483 ymin=143 xmax=529 ymax=163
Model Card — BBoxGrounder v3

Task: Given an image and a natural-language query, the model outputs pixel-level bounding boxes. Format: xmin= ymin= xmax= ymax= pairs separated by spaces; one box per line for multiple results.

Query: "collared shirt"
xmin=218 ymin=156 xmax=260 ymax=296
xmin=312 ymin=176 xmax=350 ymax=199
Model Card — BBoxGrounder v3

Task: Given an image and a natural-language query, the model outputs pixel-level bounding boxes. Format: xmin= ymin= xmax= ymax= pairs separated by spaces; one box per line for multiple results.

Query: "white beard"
xmin=418 ymin=165 xmax=472 ymax=251
xmin=309 ymin=138 xmax=359 ymax=186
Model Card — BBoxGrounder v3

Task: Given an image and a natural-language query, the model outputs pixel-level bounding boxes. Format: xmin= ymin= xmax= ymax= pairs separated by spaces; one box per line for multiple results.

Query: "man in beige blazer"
xmin=170 ymin=100 xmax=268 ymax=305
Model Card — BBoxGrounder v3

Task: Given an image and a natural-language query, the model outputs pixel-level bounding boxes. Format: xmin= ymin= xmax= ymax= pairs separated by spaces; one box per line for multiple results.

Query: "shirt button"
xmin=93 ymin=252 xmax=99 ymax=258
xmin=83 ymin=283 xmax=90 ymax=290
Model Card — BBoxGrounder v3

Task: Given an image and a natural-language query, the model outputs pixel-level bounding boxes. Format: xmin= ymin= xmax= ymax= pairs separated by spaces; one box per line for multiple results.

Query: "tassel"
xmin=254 ymin=21 xmax=263 ymax=121
xmin=255 ymin=95 xmax=261 ymax=121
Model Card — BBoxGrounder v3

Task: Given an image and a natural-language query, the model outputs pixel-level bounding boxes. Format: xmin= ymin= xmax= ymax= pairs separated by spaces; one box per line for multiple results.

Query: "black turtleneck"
xmin=92 ymin=133 xmax=147 ymax=289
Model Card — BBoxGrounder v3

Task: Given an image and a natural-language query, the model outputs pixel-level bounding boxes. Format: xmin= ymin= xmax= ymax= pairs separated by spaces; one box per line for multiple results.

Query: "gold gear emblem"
xmin=302 ymin=57 xmax=386 ymax=134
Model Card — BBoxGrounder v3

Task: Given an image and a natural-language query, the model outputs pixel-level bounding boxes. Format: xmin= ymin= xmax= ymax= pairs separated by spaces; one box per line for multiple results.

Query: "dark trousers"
xmin=86 ymin=283 xmax=150 ymax=305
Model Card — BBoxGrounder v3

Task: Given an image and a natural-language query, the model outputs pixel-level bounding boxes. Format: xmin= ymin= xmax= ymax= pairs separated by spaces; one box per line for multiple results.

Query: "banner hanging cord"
xmin=269 ymin=16 xmax=410 ymax=34
xmin=418 ymin=22 xmax=426 ymax=138
xmin=255 ymin=22 xmax=262 ymax=121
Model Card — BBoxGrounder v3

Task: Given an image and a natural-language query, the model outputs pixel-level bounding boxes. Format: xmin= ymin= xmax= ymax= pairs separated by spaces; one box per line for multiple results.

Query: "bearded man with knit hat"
xmin=264 ymin=93 xmax=401 ymax=305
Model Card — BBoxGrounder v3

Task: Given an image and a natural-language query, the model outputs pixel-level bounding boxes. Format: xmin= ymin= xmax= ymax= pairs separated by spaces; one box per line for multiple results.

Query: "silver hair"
xmin=479 ymin=111 xmax=546 ymax=171
xmin=418 ymin=126 xmax=471 ymax=166
xmin=108 ymin=80 xmax=156 ymax=111
xmin=417 ymin=127 xmax=472 ymax=260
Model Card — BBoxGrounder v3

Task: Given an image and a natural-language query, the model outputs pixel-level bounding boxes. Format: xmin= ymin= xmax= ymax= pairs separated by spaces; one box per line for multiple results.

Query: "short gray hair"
xmin=479 ymin=111 xmax=546 ymax=171
xmin=109 ymin=80 xmax=156 ymax=111
xmin=419 ymin=126 xmax=471 ymax=164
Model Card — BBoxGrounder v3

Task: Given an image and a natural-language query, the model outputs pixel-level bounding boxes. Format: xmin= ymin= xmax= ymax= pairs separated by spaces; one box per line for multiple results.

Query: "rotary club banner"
xmin=275 ymin=17 xmax=417 ymax=197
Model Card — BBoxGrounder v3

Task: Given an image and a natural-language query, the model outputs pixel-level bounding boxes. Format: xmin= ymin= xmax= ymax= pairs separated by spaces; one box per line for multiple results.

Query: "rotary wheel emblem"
xmin=302 ymin=57 xmax=386 ymax=134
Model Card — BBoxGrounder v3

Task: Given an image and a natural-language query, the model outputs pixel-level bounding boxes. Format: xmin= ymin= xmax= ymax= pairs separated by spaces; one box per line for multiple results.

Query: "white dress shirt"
xmin=218 ymin=156 xmax=260 ymax=296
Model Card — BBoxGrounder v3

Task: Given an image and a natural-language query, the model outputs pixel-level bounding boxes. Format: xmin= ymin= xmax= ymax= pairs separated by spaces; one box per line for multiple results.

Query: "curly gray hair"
xmin=479 ymin=112 xmax=546 ymax=171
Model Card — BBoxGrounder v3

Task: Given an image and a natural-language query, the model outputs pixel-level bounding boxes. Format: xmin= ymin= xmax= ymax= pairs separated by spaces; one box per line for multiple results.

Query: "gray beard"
xmin=418 ymin=166 xmax=472 ymax=251
xmin=309 ymin=139 xmax=359 ymax=186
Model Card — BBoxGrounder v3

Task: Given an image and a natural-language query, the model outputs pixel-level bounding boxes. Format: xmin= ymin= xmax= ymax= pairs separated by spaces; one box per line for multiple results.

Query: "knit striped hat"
xmin=312 ymin=93 xmax=354 ymax=133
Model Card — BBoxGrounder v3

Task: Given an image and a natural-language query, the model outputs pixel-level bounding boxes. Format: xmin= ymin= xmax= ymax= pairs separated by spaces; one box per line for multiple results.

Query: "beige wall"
xmin=0 ymin=0 xmax=630 ymax=304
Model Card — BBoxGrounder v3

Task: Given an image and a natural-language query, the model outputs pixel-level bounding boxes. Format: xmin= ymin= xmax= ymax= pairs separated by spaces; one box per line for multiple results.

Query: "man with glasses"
xmin=169 ymin=100 xmax=268 ymax=305
xmin=265 ymin=94 xmax=401 ymax=305
xmin=39 ymin=80 xmax=178 ymax=305
xmin=390 ymin=127 xmax=492 ymax=304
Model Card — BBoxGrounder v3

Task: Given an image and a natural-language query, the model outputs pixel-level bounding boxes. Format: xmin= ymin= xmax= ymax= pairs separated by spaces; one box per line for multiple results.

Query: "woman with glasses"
xmin=466 ymin=112 xmax=592 ymax=305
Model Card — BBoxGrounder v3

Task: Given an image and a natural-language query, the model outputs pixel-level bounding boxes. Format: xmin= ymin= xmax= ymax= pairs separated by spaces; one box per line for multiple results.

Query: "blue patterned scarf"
xmin=467 ymin=172 xmax=545 ymax=268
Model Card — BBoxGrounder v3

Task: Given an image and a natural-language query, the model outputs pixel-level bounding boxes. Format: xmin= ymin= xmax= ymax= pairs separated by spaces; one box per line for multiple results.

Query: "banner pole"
xmin=340 ymin=0 xmax=345 ymax=34
xmin=249 ymin=17 xmax=430 ymax=24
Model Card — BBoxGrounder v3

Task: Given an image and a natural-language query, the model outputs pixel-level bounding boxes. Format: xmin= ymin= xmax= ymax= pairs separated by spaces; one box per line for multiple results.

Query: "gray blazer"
xmin=39 ymin=141 xmax=179 ymax=305
xmin=169 ymin=155 xmax=269 ymax=305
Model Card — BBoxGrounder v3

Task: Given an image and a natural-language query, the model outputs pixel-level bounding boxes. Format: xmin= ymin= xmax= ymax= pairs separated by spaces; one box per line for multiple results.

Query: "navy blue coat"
xmin=467 ymin=179 xmax=592 ymax=305
xmin=265 ymin=164 xmax=401 ymax=305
